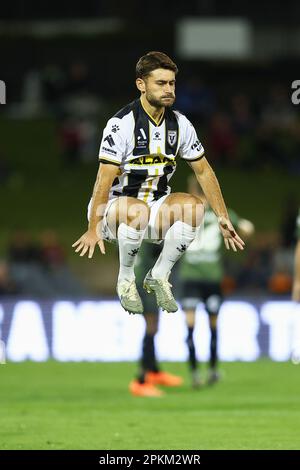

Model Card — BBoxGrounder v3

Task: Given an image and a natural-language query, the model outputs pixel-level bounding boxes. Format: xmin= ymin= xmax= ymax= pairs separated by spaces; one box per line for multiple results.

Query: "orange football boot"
xmin=129 ymin=380 xmax=164 ymax=397
xmin=145 ymin=371 xmax=183 ymax=387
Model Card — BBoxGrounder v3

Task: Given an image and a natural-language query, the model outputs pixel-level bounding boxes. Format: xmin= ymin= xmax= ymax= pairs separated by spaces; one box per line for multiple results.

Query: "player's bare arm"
xmin=292 ymin=240 xmax=300 ymax=302
xmin=190 ymin=157 xmax=245 ymax=252
xmin=72 ymin=162 xmax=119 ymax=258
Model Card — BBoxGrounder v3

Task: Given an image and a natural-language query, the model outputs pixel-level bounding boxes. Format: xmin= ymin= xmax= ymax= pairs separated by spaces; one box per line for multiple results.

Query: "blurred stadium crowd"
xmin=5 ymin=61 xmax=300 ymax=173
xmin=0 ymin=229 xmax=86 ymax=297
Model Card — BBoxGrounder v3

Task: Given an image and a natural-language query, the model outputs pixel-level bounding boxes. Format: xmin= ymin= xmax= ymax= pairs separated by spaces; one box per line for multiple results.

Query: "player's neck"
xmin=140 ymin=95 xmax=164 ymax=124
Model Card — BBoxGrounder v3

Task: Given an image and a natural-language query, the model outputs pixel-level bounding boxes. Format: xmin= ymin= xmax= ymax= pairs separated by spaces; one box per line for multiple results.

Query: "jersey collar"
xmin=139 ymin=98 xmax=165 ymax=127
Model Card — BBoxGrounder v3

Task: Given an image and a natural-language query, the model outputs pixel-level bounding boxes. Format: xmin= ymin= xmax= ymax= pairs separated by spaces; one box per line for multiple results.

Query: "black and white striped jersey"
xmin=99 ymin=98 xmax=205 ymax=204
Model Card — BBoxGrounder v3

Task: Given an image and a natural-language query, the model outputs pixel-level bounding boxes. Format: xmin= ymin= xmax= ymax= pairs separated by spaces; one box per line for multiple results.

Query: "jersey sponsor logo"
xmin=104 ymin=134 xmax=115 ymax=147
xmin=167 ymin=130 xmax=177 ymax=147
xmin=128 ymin=154 xmax=175 ymax=166
xmin=111 ymin=125 xmax=120 ymax=133
xmin=139 ymin=128 xmax=146 ymax=139
xmin=101 ymin=146 xmax=117 ymax=155
xmin=153 ymin=131 xmax=161 ymax=141
xmin=137 ymin=128 xmax=148 ymax=148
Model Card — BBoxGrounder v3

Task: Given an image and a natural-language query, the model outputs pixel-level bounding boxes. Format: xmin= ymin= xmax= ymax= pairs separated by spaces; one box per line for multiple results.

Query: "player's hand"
xmin=292 ymin=281 xmax=300 ymax=302
xmin=218 ymin=216 xmax=245 ymax=252
xmin=72 ymin=229 xmax=105 ymax=258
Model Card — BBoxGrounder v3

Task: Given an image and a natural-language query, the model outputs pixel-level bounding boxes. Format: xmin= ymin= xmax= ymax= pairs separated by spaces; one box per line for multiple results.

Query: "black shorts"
xmin=180 ymin=280 xmax=223 ymax=315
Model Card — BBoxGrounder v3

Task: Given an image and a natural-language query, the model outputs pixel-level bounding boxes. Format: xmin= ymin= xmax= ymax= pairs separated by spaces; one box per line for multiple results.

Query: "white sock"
xmin=151 ymin=221 xmax=196 ymax=279
xmin=117 ymin=223 xmax=146 ymax=282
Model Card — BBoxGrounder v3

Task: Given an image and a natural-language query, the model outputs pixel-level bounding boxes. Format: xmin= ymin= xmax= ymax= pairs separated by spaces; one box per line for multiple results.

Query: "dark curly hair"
xmin=136 ymin=51 xmax=178 ymax=79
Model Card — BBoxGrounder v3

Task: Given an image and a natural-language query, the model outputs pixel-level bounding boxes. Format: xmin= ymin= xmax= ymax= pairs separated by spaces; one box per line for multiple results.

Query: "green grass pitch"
xmin=0 ymin=360 xmax=299 ymax=450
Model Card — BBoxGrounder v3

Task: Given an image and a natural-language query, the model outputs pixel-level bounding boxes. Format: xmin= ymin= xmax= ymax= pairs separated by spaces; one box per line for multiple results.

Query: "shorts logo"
xmin=104 ymin=134 xmax=115 ymax=147
xmin=167 ymin=130 xmax=177 ymax=147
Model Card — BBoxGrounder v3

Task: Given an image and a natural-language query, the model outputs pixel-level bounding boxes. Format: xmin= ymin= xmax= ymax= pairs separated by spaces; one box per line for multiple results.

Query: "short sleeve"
xmin=98 ymin=117 xmax=126 ymax=166
xmin=178 ymin=114 xmax=205 ymax=162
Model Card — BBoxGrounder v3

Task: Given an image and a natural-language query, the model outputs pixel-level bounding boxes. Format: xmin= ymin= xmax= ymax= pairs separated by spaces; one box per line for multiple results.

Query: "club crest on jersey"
xmin=167 ymin=130 xmax=177 ymax=147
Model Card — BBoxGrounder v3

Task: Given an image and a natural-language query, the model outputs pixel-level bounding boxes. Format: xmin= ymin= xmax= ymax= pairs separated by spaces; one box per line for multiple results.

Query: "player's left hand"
xmin=218 ymin=216 xmax=245 ymax=252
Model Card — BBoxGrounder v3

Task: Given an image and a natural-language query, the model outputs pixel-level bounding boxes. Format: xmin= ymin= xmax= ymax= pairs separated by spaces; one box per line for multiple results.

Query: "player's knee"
xmin=127 ymin=199 xmax=150 ymax=229
xmin=117 ymin=197 xmax=150 ymax=229
xmin=183 ymin=195 xmax=204 ymax=227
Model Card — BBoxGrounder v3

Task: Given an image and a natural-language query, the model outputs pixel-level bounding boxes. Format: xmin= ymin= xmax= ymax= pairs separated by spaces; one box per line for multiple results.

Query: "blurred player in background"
xmin=73 ymin=51 xmax=244 ymax=315
xmin=179 ymin=175 xmax=254 ymax=387
xmin=129 ymin=242 xmax=183 ymax=397
xmin=292 ymin=209 xmax=300 ymax=302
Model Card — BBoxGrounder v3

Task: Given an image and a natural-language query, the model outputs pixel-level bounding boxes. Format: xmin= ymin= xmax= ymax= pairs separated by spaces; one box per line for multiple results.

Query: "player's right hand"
xmin=72 ymin=230 xmax=105 ymax=258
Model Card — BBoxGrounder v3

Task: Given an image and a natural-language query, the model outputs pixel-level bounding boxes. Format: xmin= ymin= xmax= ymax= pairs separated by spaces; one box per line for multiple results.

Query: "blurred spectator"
xmin=77 ymin=117 xmax=98 ymax=163
xmin=18 ymin=69 xmax=44 ymax=118
xmin=268 ymin=272 xmax=292 ymax=295
xmin=231 ymin=93 xmax=255 ymax=136
xmin=238 ymin=243 xmax=274 ymax=291
xmin=0 ymin=150 xmax=13 ymax=186
xmin=8 ymin=230 xmax=55 ymax=297
xmin=176 ymin=77 xmax=215 ymax=125
xmin=62 ymin=61 xmax=101 ymax=119
xmin=7 ymin=229 xmax=87 ymax=297
xmin=292 ymin=209 xmax=300 ymax=302
xmin=40 ymin=230 xmax=66 ymax=268
xmin=0 ymin=260 xmax=18 ymax=296
xmin=42 ymin=64 xmax=66 ymax=116
xmin=58 ymin=114 xmax=98 ymax=166
xmin=208 ymin=112 xmax=237 ymax=166
xmin=279 ymin=194 xmax=299 ymax=248
xmin=39 ymin=229 xmax=87 ymax=297
xmin=8 ymin=230 xmax=41 ymax=264
xmin=256 ymin=84 xmax=298 ymax=169
xmin=65 ymin=62 xmax=91 ymax=97
xmin=59 ymin=115 xmax=82 ymax=166
xmin=267 ymin=194 xmax=299 ymax=295
xmin=261 ymin=84 xmax=297 ymax=132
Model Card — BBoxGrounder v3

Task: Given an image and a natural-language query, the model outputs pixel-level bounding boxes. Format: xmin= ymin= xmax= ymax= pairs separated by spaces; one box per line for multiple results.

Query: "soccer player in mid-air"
xmin=72 ymin=51 xmax=245 ymax=314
